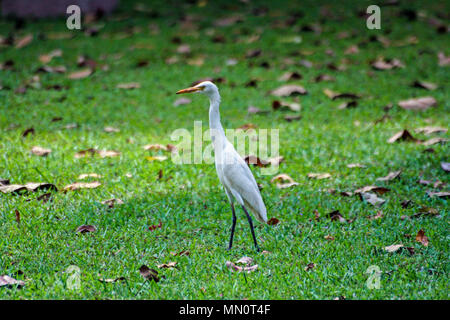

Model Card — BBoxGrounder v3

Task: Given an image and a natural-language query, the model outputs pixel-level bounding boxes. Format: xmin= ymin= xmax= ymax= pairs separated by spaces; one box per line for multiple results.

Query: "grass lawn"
xmin=0 ymin=0 xmax=448 ymax=299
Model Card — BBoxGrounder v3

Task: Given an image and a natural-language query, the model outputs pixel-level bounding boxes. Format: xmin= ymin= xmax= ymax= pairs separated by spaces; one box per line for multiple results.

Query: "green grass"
xmin=0 ymin=0 xmax=449 ymax=299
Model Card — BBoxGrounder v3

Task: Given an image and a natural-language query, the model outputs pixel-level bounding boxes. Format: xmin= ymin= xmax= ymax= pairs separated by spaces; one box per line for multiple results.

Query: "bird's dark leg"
xmin=241 ymin=205 xmax=260 ymax=252
xmin=228 ymin=203 xmax=237 ymax=250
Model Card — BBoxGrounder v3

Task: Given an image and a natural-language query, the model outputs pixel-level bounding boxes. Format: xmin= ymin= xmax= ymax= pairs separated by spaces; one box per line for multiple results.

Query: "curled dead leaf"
xmin=307 ymin=173 xmax=331 ymax=180
xmin=271 ymin=85 xmax=307 ymax=97
xmin=64 ymin=181 xmax=101 ymax=191
xmin=31 ymin=146 xmax=51 ymax=156
xmin=76 ymin=225 xmax=96 ymax=233
xmin=270 ymin=173 xmax=299 ymax=189
xmin=398 ymin=97 xmax=436 ymax=111
xmin=415 ymin=229 xmax=429 ymax=246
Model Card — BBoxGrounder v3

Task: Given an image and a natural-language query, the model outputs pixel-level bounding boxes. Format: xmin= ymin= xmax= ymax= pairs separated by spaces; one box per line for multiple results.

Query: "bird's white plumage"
xmin=192 ymin=81 xmax=268 ymax=224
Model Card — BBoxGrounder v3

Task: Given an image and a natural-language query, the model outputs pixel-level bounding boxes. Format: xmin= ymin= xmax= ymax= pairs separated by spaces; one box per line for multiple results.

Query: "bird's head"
xmin=176 ymin=81 xmax=218 ymax=98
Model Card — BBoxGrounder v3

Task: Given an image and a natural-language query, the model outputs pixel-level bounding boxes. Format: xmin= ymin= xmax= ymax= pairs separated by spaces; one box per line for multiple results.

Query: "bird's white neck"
xmin=208 ymin=91 xmax=226 ymax=150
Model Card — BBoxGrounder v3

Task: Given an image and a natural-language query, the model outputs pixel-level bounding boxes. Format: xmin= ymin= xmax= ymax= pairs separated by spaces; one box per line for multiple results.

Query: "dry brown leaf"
xmin=304 ymin=263 xmax=316 ymax=271
xmin=422 ymin=137 xmax=448 ymax=146
xmin=77 ymin=173 xmax=102 ymax=179
xmin=387 ymin=130 xmax=418 ymax=143
xmin=67 ymin=68 xmax=92 ymax=79
xmin=354 ymin=186 xmax=390 ymax=195
xmin=278 ymin=71 xmax=302 ymax=81
xmin=157 ymin=262 xmax=177 ymax=269
xmin=174 ymin=97 xmax=192 ymax=106
xmin=0 ymin=275 xmax=25 ymax=288
xmin=64 ymin=181 xmax=101 ymax=191
xmin=139 ymin=265 xmax=159 ymax=282
xmin=437 ymin=52 xmax=450 ymax=66
xmin=39 ymin=49 xmax=62 ymax=63
xmin=116 ymin=82 xmax=140 ymax=89
xmin=427 ymin=191 xmax=450 ymax=198
xmin=0 ymin=182 xmax=57 ymax=194
xmin=143 ymin=144 xmax=168 ymax=151
xmin=441 ymin=162 xmax=450 ymax=172
xmin=31 ymin=146 xmax=52 ymax=156
xmin=324 ymin=235 xmax=334 ymax=241
xmin=323 ymin=88 xmax=360 ymax=100
xmin=236 ymin=257 xmax=254 ymax=265
xmin=307 ymin=173 xmax=331 ymax=179
xmin=101 ymin=198 xmax=124 ymax=208
xmin=376 ymin=170 xmax=401 ymax=182
xmin=384 ymin=244 xmax=403 ymax=253
xmin=267 ymin=217 xmax=280 ymax=226
xmin=226 ymin=261 xmax=258 ymax=273
xmin=371 ymin=57 xmax=404 ymax=70
xmin=271 ymin=85 xmax=307 ymax=97
xmin=415 ymin=126 xmax=447 ymax=135
xmin=398 ymin=97 xmax=436 ymax=111
xmin=272 ymin=100 xmax=301 ymax=112
xmin=99 ymin=277 xmax=125 ymax=283
xmin=76 ymin=225 xmax=96 ymax=233
xmin=415 ymin=229 xmax=429 ymax=246
xmin=104 ymin=126 xmax=120 ymax=133
xmin=15 ymin=34 xmax=33 ymax=49
xmin=170 ymin=250 xmax=190 ymax=256
xmin=347 ymin=163 xmax=365 ymax=168
xmin=146 ymin=156 xmax=168 ymax=162
xmin=412 ymin=81 xmax=438 ymax=91
xmin=327 ymin=210 xmax=346 ymax=223
xmin=270 ymin=174 xmax=299 ymax=189
xmin=360 ymin=193 xmax=385 ymax=206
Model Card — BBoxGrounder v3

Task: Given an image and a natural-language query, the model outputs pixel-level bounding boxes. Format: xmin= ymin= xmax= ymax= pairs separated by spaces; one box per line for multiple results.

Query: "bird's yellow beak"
xmin=176 ymin=86 xmax=203 ymax=94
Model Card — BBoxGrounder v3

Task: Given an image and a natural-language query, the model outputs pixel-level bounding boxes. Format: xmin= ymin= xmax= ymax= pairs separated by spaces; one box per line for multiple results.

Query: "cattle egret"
xmin=176 ymin=81 xmax=267 ymax=251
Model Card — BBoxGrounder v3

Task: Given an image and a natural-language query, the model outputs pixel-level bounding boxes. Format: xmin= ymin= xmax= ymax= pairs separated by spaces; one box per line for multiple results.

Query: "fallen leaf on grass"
xmin=304 ymin=263 xmax=315 ymax=271
xmin=414 ymin=126 xmax=447 ymax=135
xmin=437 ymin=52 xmax=450 ymax=66
xmin=376 ymin=170 xmax=401 ymax=182
xmin=411 ymin=206 xmax=439 ymax=218
xmin=174 ymin=97 xmax=191 ymax=106
xmin=0 ymin=275 xmax=25 ymax=288
xmin=170 ymin=250 xmax=190 ymax=256
xmin=236 ymin=257 xmax=254 ymax=265
xmin=15 ymin=34 xmax=33 ymax=49
xmin=74 ymin=149 xmax=121 ymax=159
xmin=99 ymin=277 xmax=125 ymax=283
xmin=272 ymin=100 xmax=301 ymax=112
xmin=368 ymin=211 xmax=384 ymax=220
xmin=421 ymin=137 xmax=448 ymax=146
xmin=324 ymin=235 xmax=334 ymax=241
xmin=139 ymin=265 xmax=160 ymax=282
xmin=359 ymin=193 xmax=385 ymax=206
xmin=14 ymin=209 xmax=20 ymax=224
xmin=67 ymin=68 xmax=92 ymax=79
xmin=244 ymin=155 xmax=269 ymax=167
xmin=101 ymin=198 xmax=124 ymax=208
xmin=284 ymin=114 xmax=302 ymax=122
xmin=387 ymin=130 xmax=418 ymax=143
xmin=427 ymin=191 xmax=450 ymax=199
xmin=143 ymin=144 xmax=168 ymax=151
xmin=270 ymin=174 xmax=299 ymax=189
xmin=412 ymin=81 xmax=438 ymax=91
xmin=31 ymin=146 xmax=52 ymax=156
xmin=0 ymin=182 xmax=57 ymax=194
xmin=337 ymin=101 xmax=358 ymax=109
xmin=371 ymin=57 xmax=404 ymax=70
xmin=76 ymin=225 xmax=96 ymax=233
xmin=327 ymin=210 xmax=346 ymax=223
xmin=39 ymin=49 xmax=62 ymax=63
xmin=226 ymin=260 xmax=258 ymax=273
xmin=415 ymin=229 xmax=429 ymax=246
xmin=104 ymin=126 xmax=120 ymax=133
xmin=398 ymin=97 xmax=436 ymax=111
xmin=146 ymin=156 xmax=168 ymax=162
xmin=267 ymin=217 xmax=280 ymax=226
xmin=78 ymin=173 xmax=102 ymax=180
xmin=347 ymin=163 xmax=365 ymax=168
xmin=354 ymin=186 xmax=390 ymax=195
xmin=278 ymin=71 xmax=302 ymax=81
xmin=323 ymin=88 xmax=360 ymax=100
xmin=271 ymin=85 xmax=307 ymax=97
xmin=441 ymin=162 xmax=450 ymax=172
xmin=64 ymin=181 xmax=101 ymax=191
xmin=116 ymin=82 xmax=141 ymax=89
xmin=384 ymin=244 xmax=403 ymax=253
xmin=157 ymin=262 xmax=177 ymax=269
xmin=148 ymin=220 xmax=162 ymax=231
xmin=307 ymin=173 xmax=331 ymax=179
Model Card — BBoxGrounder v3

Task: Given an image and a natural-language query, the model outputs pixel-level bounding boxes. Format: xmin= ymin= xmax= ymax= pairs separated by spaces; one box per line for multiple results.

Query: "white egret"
xmin=176 ymin=81 xmax=267 ymax=251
